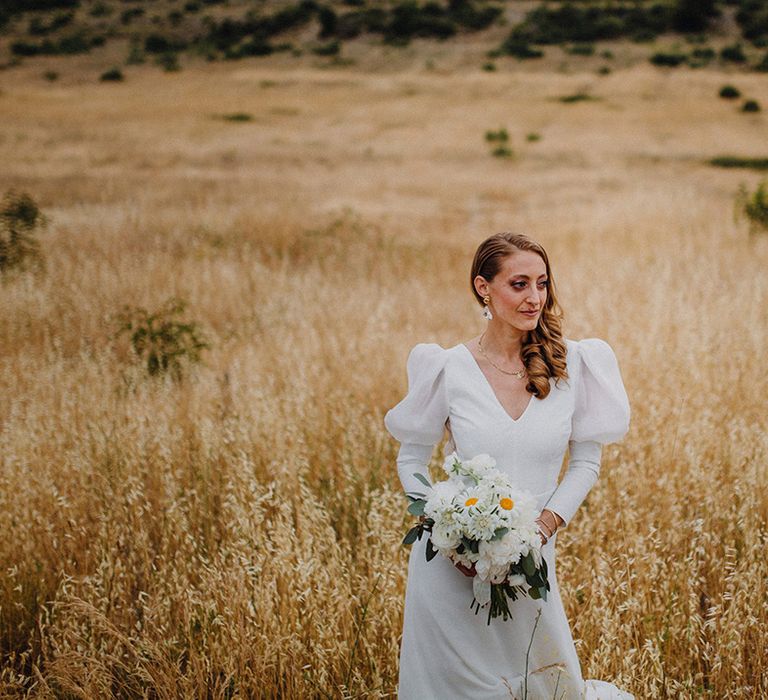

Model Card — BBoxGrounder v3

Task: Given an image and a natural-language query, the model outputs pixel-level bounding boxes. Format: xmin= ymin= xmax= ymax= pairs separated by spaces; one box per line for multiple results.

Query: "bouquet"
xmin=403 ymin=452 xmax=550 ymax=624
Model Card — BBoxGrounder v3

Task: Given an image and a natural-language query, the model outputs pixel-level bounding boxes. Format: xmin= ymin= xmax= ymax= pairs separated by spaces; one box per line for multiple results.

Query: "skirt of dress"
xmin=398 ymin=531 xmax=633 ymax=700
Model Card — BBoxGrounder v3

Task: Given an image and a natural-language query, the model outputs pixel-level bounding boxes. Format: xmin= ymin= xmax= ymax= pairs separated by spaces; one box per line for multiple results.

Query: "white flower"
xmin=424 ymin=480 xmax=461 ymax=521
xmin=431 ymin=522 xmax=461 ymax=551
xmin=506 ymin=574 xmax=526 ymax=587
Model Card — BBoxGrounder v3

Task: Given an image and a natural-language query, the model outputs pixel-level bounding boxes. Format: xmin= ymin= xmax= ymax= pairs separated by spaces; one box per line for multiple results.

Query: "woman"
xmin=384 ymin=232 xmax=632 ymax=699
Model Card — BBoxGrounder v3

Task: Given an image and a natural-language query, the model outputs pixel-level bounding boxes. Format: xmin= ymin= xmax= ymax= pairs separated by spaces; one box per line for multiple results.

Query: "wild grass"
xmin=0 ymin=58 xmax=767 ymax=698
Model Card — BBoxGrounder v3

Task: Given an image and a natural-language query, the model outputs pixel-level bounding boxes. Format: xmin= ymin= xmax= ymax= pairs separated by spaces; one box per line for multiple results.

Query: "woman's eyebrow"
xmin=511 ymin=273 xmax=548 ymax=279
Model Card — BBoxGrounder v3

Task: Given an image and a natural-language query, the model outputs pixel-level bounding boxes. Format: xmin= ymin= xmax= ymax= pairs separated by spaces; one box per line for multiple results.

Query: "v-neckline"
xmin=459 ymin=343 xmax=534 ymax=424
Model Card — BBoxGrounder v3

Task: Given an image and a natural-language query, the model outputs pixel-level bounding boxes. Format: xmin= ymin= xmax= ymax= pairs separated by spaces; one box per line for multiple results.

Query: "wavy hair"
xmin=470 ymin=232 xmax=568 ymax=399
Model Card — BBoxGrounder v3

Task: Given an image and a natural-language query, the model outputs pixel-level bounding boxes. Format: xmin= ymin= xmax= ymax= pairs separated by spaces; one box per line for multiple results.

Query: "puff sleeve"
xmin=384 ymin=343 xmax=450 ymax=496
xmin=543 ymin=339 xmax=630 ymax=527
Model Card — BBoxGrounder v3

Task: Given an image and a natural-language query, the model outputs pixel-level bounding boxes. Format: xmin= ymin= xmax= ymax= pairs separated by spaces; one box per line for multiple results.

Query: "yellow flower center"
xmin=464 ymin=497 xmax=478 ymax=507
xmin=500 ymin=497 xmax=514 ymax=510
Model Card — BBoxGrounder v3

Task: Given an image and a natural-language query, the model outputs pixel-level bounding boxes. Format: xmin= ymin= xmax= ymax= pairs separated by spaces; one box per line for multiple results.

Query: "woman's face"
xmin=475 ymin=250 xmax=548 ymax=332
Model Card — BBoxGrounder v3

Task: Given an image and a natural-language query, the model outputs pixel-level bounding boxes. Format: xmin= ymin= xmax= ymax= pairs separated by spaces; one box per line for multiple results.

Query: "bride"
xmin=384 ymin=232 xmax=633 ymax=699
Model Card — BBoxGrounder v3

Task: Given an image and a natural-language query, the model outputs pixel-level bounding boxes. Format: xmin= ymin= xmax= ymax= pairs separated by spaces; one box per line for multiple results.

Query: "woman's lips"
xmin=520 ymin=310 xmax=539 ymax=316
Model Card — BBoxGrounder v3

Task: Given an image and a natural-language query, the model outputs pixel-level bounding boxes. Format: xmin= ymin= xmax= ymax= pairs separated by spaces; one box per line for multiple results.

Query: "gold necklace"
xmin=478 ymin=332 xmax=527 ymax=379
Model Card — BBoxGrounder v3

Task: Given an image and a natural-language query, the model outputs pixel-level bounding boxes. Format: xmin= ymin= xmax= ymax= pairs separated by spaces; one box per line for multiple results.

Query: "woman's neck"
xmin=480 ymin=324 xmax=526 ymax=362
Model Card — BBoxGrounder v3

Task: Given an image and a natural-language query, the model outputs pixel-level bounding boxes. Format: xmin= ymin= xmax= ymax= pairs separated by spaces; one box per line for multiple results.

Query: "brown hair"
xmin=470 ymin=232 xmax=568 ymax=399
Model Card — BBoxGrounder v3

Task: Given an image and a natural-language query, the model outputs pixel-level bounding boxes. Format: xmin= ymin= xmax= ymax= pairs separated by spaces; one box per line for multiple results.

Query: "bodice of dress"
xmin=384 ymin=337 xmax=631 ymax=527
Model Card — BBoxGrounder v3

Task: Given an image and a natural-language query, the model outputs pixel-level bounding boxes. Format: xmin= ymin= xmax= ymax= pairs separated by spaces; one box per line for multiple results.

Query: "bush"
xmin=650 ymin=52 xmax=687 ymax=67
xmin=89 ymin=3 xmax=112 ymax=17
xmin=485 ymin=128 xmax=512 ymax=158
xmin=741 ymin=99 xmax=761 ymax=112
xmin=43 ymin=70 xmax=59 ymax=81
xmin=0 ymin=191 xmax=46 ymax=275
xmin=672 ymin=0 xmax=719 ymax=33
xmin=754 ymin=51 xmax=768 ymax=72
xmin=526 ymin=132 xmax=541 ymax=142
xmin=312 ymin=39 xmax=340 ymax=56
xmin=498 ymin=31 xmax=543 ymax=59
xmin=688 ymin=46 xmax=715 ymax=66
xmin=735 ymin=181 xmax=768 ymax=233
xmin=145 ymin=34 xmax=186 ymax=53
xmin=115 ymin=297 xmax=209 ymax=381
xmin=156 ymin=52 xmax=181 ymax=71
xmin=709 ymin=156 xmax=768 ymax=170
xmin=719 ymin=85 xmax=741 ymax=99
xmin=482 ymin=61 xmax=496 ymax=71
xmin=558 ymin=92 xmax=597 ymax=103
xmin=219 ymin=112 xmax=253 ymax=122
xmin=127 ymin=38 xmax=145 ymax=64
xmin=720 ymin=43 xmax=747 ymax=62
xmin=735 ymin=0 xmax=768 ymax=45
xmin=100 ymin=67 xmax=124 ymax=81
xmin=566 ymin=43 xmax=595 ymax=56
xmin=120 ymin=8 xmax=144 ymax=25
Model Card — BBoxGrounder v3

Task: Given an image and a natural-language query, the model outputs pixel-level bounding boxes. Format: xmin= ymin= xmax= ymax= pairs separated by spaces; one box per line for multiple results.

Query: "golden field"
xmin=1 ymin=49 xmax=767 ymax=698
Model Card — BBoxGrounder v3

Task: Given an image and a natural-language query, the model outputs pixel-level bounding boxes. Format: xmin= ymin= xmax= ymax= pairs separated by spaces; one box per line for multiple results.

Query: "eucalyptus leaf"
xmin=529 ymin=586 xmax=542 ymax=600
xmin=406 ymin=491 xmax=426 ymax=501
xmin=412 ymin=472 xmax=432 ymax=488
xmin=491 ymin=527 xmax=509 ymax=541
xmin=522 ymin=552 xmax=536 ymax=576
xmin=402 ymin=527 xmax=419 ymax=546
xmin=407 ymin=499 xmax=426 ymax=516
xmin=425 ymin=538 xmax=438 ymax=562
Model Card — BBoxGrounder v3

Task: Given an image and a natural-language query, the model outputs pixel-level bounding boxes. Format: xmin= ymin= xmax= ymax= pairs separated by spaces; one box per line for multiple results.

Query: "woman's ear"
xmin=473 ymin=275 xmax=489 ymax=298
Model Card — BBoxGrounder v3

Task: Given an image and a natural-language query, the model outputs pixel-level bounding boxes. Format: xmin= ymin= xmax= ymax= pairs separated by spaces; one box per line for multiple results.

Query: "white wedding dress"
xmin=384 ymin=338 xmax=633 ymax=700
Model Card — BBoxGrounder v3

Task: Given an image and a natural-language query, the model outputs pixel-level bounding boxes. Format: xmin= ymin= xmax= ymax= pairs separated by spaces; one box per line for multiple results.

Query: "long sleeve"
xmin=384 ymin=343 xmax=449 ymax=496
xmin=543 ymin=339 xmax=630 ymax=527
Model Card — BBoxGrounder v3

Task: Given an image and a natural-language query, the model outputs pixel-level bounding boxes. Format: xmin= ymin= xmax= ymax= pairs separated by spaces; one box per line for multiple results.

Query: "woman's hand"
xmin=535 ymin=508 xmax=564 ymax=545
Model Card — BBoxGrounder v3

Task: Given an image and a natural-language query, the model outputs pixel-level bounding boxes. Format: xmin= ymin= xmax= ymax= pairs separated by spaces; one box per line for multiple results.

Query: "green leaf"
xmin=491 ymin=527 xmax=508 ymax=541
xmin=425 ymin=538 xmax=438 ymax=562
xmin=529 ymin=586 xmax=542 ymax=600
xmin=412 ymin=472 xmax=432 ymax=488
xmin=522 ymin=552 xmax=536 ymax=576
xmin=539 ymin=586 xmax=548 ymax=601
xmin=405 ymin=491 xmax=426 ymax=501
xmin=402 ymin=527 xmax=419 ymax=546
xmin=407 ymin=499 xmax=425 ymax=516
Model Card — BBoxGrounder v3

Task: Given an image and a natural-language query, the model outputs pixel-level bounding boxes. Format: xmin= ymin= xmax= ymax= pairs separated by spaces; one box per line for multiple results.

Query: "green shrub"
xmin=485 ymin=128 xmax=509 ymax=143
xmin=498 ymin=32 xmax=543 ymax=60
xmin=650 ymin=52 xmax=687 ymax=66
xmin=719 ymin=85 xmax=741 ymax=99
xmin=0 ymin=191 xmax=46 ymax=275
xmin=100 ymin=67 xmax=124 ymax=81
xmin=156 ymin=52 xmax=181 ymax=71
xmin=597 ymin=65 xmax=611 ymax=75
xmin=735 ymin=0 xmax=768 ymax=45
xmin=720 ymin=43 xmax=747 ymax=62
xmin=709 ymin=156 xmax=768 ymax=170
xmin=312 ymin=39 xmax=340 ymax=56
xmin=219 ymin=112 xmax=254 ymax=122
xmin=672 ymin=0 xmax=719 ymax=33
xmin=126 ymin=38 xmax=145 ymax=64
xmin=526 ymin=132 xmax=541 ymax=142
xmin=120 ymin=8 xmax=144 ymax=25
xmin=115 ymin=297 xmax=209 ymax=381
xmin=43 ymin=70 xmax=59 ymax=81
xmin=566 ymin=43 xmax=595 ymax=56
xmin=145 ymin=34 xmax=187 ymax=53
xmin=492 ymin=145 xmax=513 ymax=158
xmin=90 ymin=3 xmax=112 ymax=17
xmin=754 ymin=51 xmax=768 ymax=72
xmin=482 ymin=61 xmax=496 ymax=71
xmin=741 ymin=99 xmax=761 ymax=112
xmin=558 ymin=92 xmax=597 ymax=103
xmin=485 ymin=128 xmax=512 ymax=158
xmin=735 ymin=181 xmax=768 ymax=233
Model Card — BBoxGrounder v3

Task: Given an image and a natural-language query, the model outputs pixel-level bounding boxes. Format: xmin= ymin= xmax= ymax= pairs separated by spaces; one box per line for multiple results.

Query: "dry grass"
xmin=0 ymin=54 xmax=767 ymax=698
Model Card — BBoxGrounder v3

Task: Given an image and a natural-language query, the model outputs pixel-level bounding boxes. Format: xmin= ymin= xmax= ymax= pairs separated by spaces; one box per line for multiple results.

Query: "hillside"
xmin=1 ymin=0 xmax=767 ymax=76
